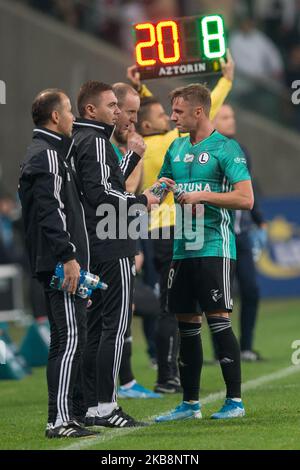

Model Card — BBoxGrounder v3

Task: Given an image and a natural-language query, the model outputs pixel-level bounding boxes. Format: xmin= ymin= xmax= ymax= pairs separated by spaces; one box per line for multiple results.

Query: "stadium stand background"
xmin=0 ymin=0 xmax=300 ymax=197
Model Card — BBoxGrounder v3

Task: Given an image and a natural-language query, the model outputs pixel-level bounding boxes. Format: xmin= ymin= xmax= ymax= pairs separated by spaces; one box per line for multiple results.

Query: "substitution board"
xmin=133 ymin=14 xmax=227 ymax=79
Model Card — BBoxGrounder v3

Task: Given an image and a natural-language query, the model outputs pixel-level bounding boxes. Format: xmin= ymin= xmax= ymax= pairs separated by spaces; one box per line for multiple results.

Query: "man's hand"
xmin=142 ymin=188 xmax=160 ymax=211
xmin=158 ymin=177 xmax=176 ymax=189
xmin=250 ymin=226 xmax=268 ymax=250
xmin=127 ymin=129 xmax=146 ymax=157
xmin=62 ymin=259 xmax=81 ymax=295
xmin=127 ymin=65 xmax=142 ymax=91
xmin=220 ymin=49 xmax=235 ymax=82
xmin=250 ymin=226 xmax=268 ymax=261
xmin=177 ymin=191 xmax=204 ymax=205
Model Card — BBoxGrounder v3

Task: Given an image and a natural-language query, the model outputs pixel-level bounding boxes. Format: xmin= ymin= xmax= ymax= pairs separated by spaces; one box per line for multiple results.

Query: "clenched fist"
xmin=127 ymin=130 xmax=146 ymax=157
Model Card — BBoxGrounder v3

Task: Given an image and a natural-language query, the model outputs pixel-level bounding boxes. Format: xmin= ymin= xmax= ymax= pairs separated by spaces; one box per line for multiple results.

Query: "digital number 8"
xmin=201 ymin=15 xmax=226 ymax=59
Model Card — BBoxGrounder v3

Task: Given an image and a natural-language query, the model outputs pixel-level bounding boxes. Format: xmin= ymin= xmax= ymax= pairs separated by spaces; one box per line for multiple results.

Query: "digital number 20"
xmin=135 ymin=21 xmax=180 ymax=66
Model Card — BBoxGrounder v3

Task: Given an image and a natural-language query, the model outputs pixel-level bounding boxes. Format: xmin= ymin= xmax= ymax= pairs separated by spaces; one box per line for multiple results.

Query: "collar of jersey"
xmin=33 ymin=127 xmax=74 ymax=159
xmin=189 ymin=129 xmax=217 ymax=147
xmin=73 ymin=118 xmax=115 ymax=139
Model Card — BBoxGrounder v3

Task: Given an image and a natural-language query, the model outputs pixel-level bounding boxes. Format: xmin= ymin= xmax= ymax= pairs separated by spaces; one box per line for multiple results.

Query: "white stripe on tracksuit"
xmin=111 ymin=258 xmax=131 ymax=402
xmin=56 ymin=293 xmax=78 ymax=423
xmin=119 ymin=150 xmax=133 ymax=175
xmin=46 ymin=149 xmax=76 ymax=253
xmin=95 ymin=138 xmax=136 ymax=202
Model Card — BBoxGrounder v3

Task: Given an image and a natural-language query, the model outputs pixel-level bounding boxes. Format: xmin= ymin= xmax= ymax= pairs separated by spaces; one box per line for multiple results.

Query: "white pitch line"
xmin=61 ymin=364 xmax=300 ymax=451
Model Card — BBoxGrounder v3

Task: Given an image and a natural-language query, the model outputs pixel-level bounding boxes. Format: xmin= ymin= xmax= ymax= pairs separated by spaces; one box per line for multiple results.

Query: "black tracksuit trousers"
xmin=43 ymin=278 xmax=87 ymax=425
xmin=82 ymin=257 xmax=135 ymax=407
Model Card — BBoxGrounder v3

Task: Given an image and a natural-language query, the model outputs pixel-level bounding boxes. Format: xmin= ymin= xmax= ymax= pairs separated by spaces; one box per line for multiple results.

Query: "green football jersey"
xmin=112 ymin=143 xmax=123 ymax=162
xmin=159 ymin=131 xmax=251 ymax=260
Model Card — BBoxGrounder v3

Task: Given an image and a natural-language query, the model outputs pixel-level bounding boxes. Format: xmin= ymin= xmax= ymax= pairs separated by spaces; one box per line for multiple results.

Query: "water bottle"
xmin=171 ymin=185 xmax=203 ymax=217
xmin=170 ymin=184 xmax=185 ymax=201
xmin=79 ymin=270 xmax=108 ymax=291
xmin=50 ymin=263 xmax=108 ymax=299
xmin=150 ymin=182 xmax=168 ymax=201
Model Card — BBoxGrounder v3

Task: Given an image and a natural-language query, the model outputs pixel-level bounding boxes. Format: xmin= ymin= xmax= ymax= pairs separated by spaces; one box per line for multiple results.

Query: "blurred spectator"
xmin=285 ymin=44 xmax=300 ymax=88
xmin=230 ymin=17 xmax=284 ymax=83
xmin=234 ymin=0 xmax=253 ymax=18
xmin=253 ymin=0 xmax=295 ymax=46
xmin=277 ymin=0 xmax=300 ymax=53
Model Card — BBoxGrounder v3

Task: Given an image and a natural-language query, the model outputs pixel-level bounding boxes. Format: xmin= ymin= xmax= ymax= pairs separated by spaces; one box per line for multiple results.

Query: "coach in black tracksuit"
xmin=19 ymin=89 xmax=95 ymax=439
xmin=73 ymin=81 xmax=159 ymax=427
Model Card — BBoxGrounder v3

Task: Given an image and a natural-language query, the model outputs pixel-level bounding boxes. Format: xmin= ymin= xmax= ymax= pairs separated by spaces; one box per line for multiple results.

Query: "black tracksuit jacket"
xmin=73 ymin=118 xmax=147 ymax=263
xmin=19 ymin=127 xmax=89 ymax=277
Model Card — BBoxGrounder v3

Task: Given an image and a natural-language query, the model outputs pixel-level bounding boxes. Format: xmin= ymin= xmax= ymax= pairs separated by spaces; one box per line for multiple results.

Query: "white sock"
xmin=97 ymin=402 xmax=118 ymax=417
xmin=86 ymin=406 xmax=98 ymax=417
xmin=121 ymin=379 xmax=136 ymax=389
xmin=184 ymin=400 xmax=199 ymax=405
xmin=230 ymin=398 xmax=242 ymax=402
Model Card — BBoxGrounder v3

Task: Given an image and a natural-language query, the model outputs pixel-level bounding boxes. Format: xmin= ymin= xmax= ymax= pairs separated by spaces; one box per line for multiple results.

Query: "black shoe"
xmin=47 ymin=420 xmax=99 ymax=438
xmin=94 ymin=407 xmax=148 ymax=428
xmin=154 ymin=383 xmax=175 ymax=394
xmin=84 ymin=415 xmax=96 ymax=427
xmin=45 ymin=423 xmax=53 ymax=438
xmin=167 ymin=377 xmax=183 ymax=392
xmin=74 ymin=415 xmax=86 ymax=427
xmin=154 ymin=378 xmax=182 ymax=394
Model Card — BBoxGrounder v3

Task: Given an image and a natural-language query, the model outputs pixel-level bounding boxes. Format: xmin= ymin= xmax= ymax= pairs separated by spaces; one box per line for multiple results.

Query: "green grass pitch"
xmin=1 ymin=298 xmax=300 ymax=450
